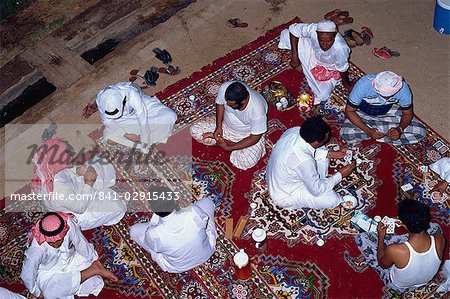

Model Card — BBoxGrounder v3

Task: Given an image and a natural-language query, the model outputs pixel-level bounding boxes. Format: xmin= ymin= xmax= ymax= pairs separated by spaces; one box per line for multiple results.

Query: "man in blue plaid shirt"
xmin=340 ymin=71 xmax=427 ymax=145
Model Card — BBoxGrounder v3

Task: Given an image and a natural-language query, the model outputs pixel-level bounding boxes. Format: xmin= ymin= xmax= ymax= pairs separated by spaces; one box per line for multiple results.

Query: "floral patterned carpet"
xmin=1 ymin=18 xmax=449 ymax=298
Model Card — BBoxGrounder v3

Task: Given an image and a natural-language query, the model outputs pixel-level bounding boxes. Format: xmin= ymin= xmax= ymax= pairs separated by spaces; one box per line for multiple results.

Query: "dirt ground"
xmin=1 ymin=0 xmax=449 ymax=197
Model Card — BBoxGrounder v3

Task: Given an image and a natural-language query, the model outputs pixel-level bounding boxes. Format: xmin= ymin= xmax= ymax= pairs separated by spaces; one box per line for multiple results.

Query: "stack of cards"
xmin=381 ymin=216 xmax=397 ymax=234
xmin=344 ymin=150 xmax=353 ymax=163
xmin=400 ymin=183 xmax=413 ymax=192
xmin=433 ymin=141 xmax=449 ymax=155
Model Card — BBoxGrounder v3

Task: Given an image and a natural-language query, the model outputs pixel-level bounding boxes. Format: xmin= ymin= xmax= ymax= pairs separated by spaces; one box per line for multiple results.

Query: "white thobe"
xmin=430 ymin=157 xmax=450 ymax=183
xmin=129 ymin=198 xmax=217 ymax=273
xmin=0 ymin=288 xmax=26 ymax=299
xmin=44 ymin=160 xmax=126 ymax=230
xmin=278 ymin=22 xmax=350 ymax=104
xmin=190 ymin=81 xmax=268 ymax=170
xmin=97 ymin=82 xmax=177 ymax=152
xmin=20 ymin=217 xmax=104 ymax=299
xmin=266 ymin=127 xmax=343 ymax=210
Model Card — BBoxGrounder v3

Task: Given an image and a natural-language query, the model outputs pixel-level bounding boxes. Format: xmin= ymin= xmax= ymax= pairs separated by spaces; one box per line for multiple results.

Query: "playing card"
xmin=433 ymin=141 xmax=444 ymax=150
xmin=382 ymin=216 xmax=396 ymax=234
xmin=386 ymin=222 xmax=395 ymax=234
xmin=400 ymin=183 xmax=413 ymax=192
xmin=418 ymin=166 xmax=428 ymax=173
xmin=344 ymin=150 xmax=353 ymax=162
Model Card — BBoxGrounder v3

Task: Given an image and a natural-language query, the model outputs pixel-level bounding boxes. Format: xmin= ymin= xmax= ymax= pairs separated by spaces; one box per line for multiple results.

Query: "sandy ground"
xmin=1 ymin=0 xmax=449 ymax=197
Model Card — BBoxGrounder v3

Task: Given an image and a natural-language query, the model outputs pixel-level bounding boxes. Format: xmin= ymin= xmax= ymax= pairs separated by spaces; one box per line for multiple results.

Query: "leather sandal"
xmin=333 ymin=16 xmax=354 ymax=26
xmin=144 ymin=67 xmax=159 ymax=86
xmin=344 ymin=35 xmax=357 ymax=48
xmin=344 ymin=29 xmax=364 ymax=46
xmin=324 ymin=9 xmax=349 ymax=20
xmin=361 ymin=26 xmax=373 ymax=45
xmin=152 ymin=48 xmax=173 ymax=65
xmin=158 ymin=65 xmax=180 ymax=75
xmin=226 ymin=18 xmax=248 ymax=28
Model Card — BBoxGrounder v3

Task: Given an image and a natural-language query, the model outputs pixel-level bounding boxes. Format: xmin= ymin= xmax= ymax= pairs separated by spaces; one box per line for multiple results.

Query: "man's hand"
xmin=329 ymin=147 xmax=348 ymax=159
xmin=377 ymin=222 xmax=387 ymax=240
xmin=213 ymin=127 xmax=223 ymax=141
xmin=216 ymin=138 xmax=235 ymax=151
xmin=342 ymin=80 xmax=355 ymax=93
xmin=290 ymin=56 xmax=302 ymax=71
xmin=337 ymin=160 xmax=356 ymax=177
xmin=386 ymin=127 xmax=402 ymax=141
xmin=368 ymin=128 xmax=385 ymax=140
xmin=431 ymin=180 xmax=449 ymax=195
xmin=202 ymin=132 xmax=214 ymax=141
xmin=76 ymin=165 xmax=88 ymax=176
xmin=124 ymin=133 xmax=141 ymax=142
xmin=84 ymin=166 xmax=97 ymax=187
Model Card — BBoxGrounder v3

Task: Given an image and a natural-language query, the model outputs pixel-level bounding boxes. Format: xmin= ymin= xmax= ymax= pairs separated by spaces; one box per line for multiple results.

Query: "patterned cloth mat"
xmin=1 ymin=19 xmax=449 ymax=298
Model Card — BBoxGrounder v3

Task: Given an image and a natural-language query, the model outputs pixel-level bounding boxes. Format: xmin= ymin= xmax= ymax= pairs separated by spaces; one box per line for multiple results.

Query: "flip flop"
xmin=372 ymin=47 xmax=391 ymax=59
xmin=344 ymin=35 xmax=357 ymax=48
xmin=226 ymin=18 xmax=248 ymax=28
xmin=361 ymin=26 xmax=373 ymax=45
xmin=380 ymin=46 xmax=400 ymax=57
xmin=324 ymin=9 xmax=349 ymax=20
xmin=130 ymin=69 xmax=139 ymax=76
xmin=144 ymin=67 xmax=159 ymax=86
xmin=129 ymin=76 xmax=138 ymax=82
xmin=158 ymin=65 xmax=180 ymax=75
xmin=344 ymin=29 xmax=364 ymax=46
xmin=82 ymin=103 xmax=98 ymax=119
xmin=152 ymin=48 xmax=172 ymax=65
xmin=333 ymin=16 xmax=354 ymax=26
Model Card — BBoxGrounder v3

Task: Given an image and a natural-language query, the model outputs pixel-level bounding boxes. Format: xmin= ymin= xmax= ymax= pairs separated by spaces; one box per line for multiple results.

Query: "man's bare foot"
xmin=202 ymin=132 xmax=214 ymax=140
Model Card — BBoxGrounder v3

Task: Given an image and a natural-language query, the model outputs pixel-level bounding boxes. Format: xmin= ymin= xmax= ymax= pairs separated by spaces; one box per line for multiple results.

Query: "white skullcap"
xmin=372 ymin=71 xmax=403 ymax=97
xmin=316 ymin=20 xmax=337 ymax=33
xmin=98 ymin=88 xmax=125 ymax=119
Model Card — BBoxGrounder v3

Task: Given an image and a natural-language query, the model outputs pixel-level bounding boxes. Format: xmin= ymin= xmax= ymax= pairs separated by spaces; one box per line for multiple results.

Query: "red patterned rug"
xmin=1 ymin=18 xmax=449 ymax=298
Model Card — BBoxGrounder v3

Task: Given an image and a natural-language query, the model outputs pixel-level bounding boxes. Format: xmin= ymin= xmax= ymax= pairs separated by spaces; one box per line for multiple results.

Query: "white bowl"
xmin=342 ymin=195 xmax=358 ymax=209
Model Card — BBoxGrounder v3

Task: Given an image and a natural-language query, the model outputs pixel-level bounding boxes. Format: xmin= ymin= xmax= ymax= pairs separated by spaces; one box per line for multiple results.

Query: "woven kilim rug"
xmin=1 ymin=18 xmax=449 ymax=298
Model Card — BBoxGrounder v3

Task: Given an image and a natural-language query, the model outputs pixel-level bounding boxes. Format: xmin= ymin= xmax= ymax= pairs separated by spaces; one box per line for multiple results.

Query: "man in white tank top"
xmin=355 ymin=199 xmax=445 ymax=292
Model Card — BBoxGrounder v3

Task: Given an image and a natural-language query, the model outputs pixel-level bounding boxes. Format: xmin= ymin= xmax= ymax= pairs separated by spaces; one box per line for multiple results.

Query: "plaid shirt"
xmin=347 ymin=99 xmax=393 ymax=116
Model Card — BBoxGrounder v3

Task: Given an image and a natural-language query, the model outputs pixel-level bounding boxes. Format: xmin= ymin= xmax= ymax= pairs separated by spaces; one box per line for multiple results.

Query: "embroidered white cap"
xmin=316 ymin=20 xmax=337 ymax=32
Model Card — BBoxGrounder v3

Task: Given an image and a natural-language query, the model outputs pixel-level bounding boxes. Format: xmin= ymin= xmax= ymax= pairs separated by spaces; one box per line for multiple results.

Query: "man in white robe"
xmin=430 ymin=157 xmax=450 ymax=195
xmin=190 ymin=81 xmax=268 ymax=170
xmin=21 ymin=212 xmax=118 ymax=299
xmin=278 ymin=20 xmax=353 ymax=104
xmin=96 ymin=82 xmax=177 ymax=153
xmin=32 ymin=138 xmax=126 ymax=230
xmin=266 ymin=116 xmax=355 ymax=210
xmin=130 ymin=189 xmax=217 ymax=273
xmin=0 ymin=288 xmax=26 ymax=299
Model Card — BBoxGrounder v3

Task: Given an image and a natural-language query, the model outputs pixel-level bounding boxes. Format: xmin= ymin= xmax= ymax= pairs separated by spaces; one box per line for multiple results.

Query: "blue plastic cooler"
xmin=434 ymin=0 xmax=450 ymax=34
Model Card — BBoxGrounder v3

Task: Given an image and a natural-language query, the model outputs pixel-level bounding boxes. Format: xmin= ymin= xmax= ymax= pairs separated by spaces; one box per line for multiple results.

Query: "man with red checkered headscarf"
xmin=21 ymin=212 xmax=118 ymax=299
xmin=32 ymin=138 xmax=126 ymax=230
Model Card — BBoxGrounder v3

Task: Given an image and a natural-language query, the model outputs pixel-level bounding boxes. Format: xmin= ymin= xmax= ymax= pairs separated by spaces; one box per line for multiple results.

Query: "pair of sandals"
xmin=226 ymin=18 xmax=248 ymax=28
xmin=373 ymin=47 xmax=400 ymax=59
xmin=324 ymin=9 xmax=353 ymax=26
xmin=128 ymin=48 xmax=180 ymax=87
xmin=152 ymin=47 xmax=180 ymax=76
xmin=344 ymin=27 xmax=373 ymax=48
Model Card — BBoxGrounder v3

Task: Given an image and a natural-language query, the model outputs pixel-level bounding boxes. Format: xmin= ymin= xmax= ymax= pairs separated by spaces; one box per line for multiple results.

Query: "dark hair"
xmin=224 ymin=82 xmax=249 ymax=105
xmin=397 ymin=200 xmax=431 ymax=233
xmin=147 ymin=185 xmax=178 ymax=217
xmin=299 ymin=116 xmax=331 ymax=144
